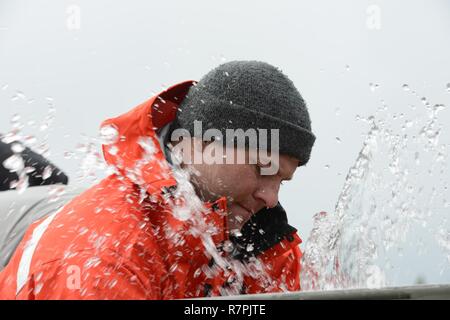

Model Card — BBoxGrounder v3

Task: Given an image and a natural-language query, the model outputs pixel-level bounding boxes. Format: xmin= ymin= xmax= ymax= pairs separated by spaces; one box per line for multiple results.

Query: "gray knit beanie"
xmin=171 ymin=60 xmax=316 ymax=166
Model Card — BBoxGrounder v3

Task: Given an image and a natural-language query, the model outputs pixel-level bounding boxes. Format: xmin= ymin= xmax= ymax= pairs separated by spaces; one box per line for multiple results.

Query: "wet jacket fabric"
xmin=0 ymin=81 xmax=302 ymax=299
xmin=0 ymin=186 xmax=81 ymax=271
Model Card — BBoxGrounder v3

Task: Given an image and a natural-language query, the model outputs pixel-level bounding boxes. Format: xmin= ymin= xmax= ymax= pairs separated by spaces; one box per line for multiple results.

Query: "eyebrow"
xmin=257 ymin=159 xmax=293 ymax=180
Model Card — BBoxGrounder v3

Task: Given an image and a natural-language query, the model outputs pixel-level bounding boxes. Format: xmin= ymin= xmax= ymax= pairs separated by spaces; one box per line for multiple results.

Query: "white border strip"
xmin=16 ymin=212 xmax=58 ymax=295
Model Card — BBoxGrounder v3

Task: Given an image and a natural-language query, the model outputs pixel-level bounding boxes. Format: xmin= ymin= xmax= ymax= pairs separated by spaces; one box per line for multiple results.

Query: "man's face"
xmin=181 ymin=141 xmax=299 ymax=232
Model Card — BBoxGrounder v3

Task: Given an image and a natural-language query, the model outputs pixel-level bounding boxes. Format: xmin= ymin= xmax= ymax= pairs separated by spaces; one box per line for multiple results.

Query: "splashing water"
xmin=369 ymin=83 xmax=380 ymax=92
xmin=301 ymin=88 xmax=449 ymax=290
xmin=2 ymin=84 xmax=448 ymax=296
xmin=99 ymin=125 xmax=119 ymax=145
xmin=2 ymin=154 xmax=24 ymax=173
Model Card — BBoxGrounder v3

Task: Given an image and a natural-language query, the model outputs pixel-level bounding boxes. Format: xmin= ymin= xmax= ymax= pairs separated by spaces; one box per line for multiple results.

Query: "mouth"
xmin=237 ymin=203 xmax=253 ymax=215
xmin=229 ymin=203 xmax=256 ymax=230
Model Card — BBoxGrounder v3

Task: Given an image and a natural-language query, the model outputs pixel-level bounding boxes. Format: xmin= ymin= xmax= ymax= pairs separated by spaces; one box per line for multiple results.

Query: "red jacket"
xmin=0 ymin=80 xmax=302 ymax=299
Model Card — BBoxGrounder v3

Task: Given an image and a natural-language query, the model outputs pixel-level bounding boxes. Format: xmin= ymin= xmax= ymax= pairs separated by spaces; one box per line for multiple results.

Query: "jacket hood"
xmin=100 ymin=80 xmax=196 ymax=196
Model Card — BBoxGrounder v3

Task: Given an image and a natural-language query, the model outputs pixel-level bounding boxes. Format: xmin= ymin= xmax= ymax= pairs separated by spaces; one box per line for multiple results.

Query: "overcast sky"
xmin=1 ymin=0 xmax=449 ymax=287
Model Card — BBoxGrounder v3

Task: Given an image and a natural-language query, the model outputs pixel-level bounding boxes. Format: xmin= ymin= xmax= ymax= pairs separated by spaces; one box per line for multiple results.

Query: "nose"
xmin=253 ymin=182 xmax=279 ymax=209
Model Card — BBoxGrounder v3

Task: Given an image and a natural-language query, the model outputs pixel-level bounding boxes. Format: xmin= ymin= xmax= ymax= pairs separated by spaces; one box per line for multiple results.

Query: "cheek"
xmin=213 ymin=166 xmax=257 ymax=196
xmin=229 ymin=169 xmax=259 ymax=197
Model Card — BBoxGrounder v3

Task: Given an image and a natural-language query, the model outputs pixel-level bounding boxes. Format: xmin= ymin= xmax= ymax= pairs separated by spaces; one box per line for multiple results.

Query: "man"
xmin=0 ymin=60 xmax=315 ymax=299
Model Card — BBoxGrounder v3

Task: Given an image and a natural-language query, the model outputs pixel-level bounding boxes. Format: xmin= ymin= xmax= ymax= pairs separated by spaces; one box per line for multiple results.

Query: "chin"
xmin=229 ymin=204 xmax=254 ymax=227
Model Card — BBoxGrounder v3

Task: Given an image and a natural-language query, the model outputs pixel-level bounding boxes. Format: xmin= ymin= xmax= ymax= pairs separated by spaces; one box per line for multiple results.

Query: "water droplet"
xmin=138 ymin=137 xmax=157 ymax=156
xmin=324 ymin=164 xmax=330 ymax=169
xmin=369 ymin=83 xmax=379 ymax=92
xmin=15 ymin=174 xmax=29 ymax=194
xmin=433 ymin=104 xmax=446 ymax=113
xmin=11 ymin=143 xmax=25 ymax=153
xmin=345 ymin=64 xmax=350 ymax=71
xmin=34 ymin=282 xmax=44 ymax=295
xmin=16 ymin=91 xmax=26 ymax=100
xmin=42 ymin=166 xmax=53 ymax=180
xmin=336 ymin=137 xmax=342 ymax=143
xmin=402 ymin=84 xmax=410 ymax=91
xmin=1 ymin=84 xmax=8 ymax=90
xmin=99 ymin=125 xmax=119 ymax=145
xmin=24 ymin=167 xmax=35 ymax=174
xmin=39 ymin=123 xmax=49 ymax=131
xmin=446 ymin=83 xmax=450 ymax=92
xmin=75 ymin=143 xmax=88 ymax=153
xmin=230 ymin=230 xmax=242 ymax=238
xmin=169 ymin=263 xmax=178 ymax=273
xmin=108 ymin=145 xmax=119 ymax=156
xmin=414 ymin=151 xmax=420 ymax=165
xmin=63 ymin=151 xmax=74 ymax=159
xmin=193 ymin=268 xmax=202 ymax=278
xmin=35 ymin=143 xmax=50 ymax=157
xmin=108 ymin=279 xmax=118 ymax=289
xmin=1 ymin=132 xmax=19 ymax=144
xmin=11 ymin=114 xmax=21 ymax=127
xmin=78 ymin=227 xmax=89 ymax=236
xmin=2 ymin=154 xmax=24 ymax=172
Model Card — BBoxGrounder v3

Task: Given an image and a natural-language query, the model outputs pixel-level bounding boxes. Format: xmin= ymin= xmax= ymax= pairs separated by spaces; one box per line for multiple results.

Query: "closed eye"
xmin=280 ymin=178 xmax=292 ymax=186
